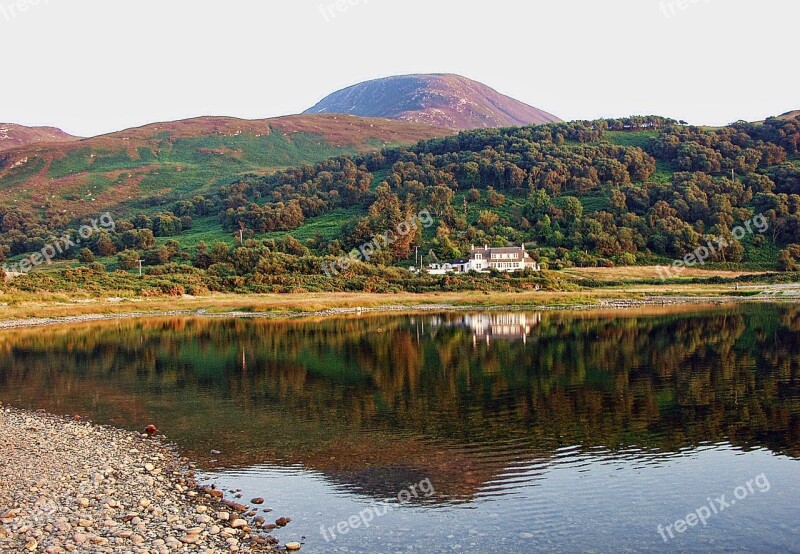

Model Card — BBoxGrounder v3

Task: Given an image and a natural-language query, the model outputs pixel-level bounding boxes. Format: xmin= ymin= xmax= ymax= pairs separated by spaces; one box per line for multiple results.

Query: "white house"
xmin=426 ymin=245 xmax=540 ymax=274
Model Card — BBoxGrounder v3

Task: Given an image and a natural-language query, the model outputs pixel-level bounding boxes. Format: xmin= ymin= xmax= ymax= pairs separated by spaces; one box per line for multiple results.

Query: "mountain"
xmin=304 ymin=74 xmax=561 ymax=131
xmin=0 ymin=114 xmax=449 ymax=217
xmin=777 ymin=110 xmax=800 ymax=121
xmin=0 ymin=124 xmax=79 ymax=152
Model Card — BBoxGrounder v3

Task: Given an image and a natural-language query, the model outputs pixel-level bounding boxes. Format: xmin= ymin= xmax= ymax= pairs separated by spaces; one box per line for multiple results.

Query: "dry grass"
xmin=0 ymin=283 xmax=752 ymax=323
xmin=562 ymin=266 xmax=765 ymax=282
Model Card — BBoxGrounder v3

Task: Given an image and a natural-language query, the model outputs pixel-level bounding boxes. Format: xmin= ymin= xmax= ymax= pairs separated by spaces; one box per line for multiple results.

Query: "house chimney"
xmin=484 ymin=244 xmax=488 ymax=250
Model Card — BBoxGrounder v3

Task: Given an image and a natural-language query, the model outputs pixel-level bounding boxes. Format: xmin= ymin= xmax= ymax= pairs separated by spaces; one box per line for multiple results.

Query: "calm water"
xmin=1 ymin=305 xmax=799 ymax=552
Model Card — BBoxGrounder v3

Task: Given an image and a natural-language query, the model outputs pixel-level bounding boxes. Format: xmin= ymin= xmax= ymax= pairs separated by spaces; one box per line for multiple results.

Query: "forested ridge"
xmin=2 ymin=115 xmax=800 ymax=293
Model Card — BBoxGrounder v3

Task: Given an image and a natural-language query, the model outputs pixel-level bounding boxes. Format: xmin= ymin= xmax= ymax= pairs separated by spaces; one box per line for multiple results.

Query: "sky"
xmin=1 ymin=0 xmax=797 ymax=137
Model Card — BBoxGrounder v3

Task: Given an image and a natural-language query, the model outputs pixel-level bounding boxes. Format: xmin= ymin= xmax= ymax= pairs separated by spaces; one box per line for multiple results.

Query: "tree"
xmin=95 ymin=233 xmax=117 ymax=257
xmin=563 ymin=197 xmax=583 ymax=220
xmin=487 ymin=187 xmax=505 ymax=207
xmin=477 ymin=210 xmax=499 ymax=231
xmin=193 ymin=242 xmax=213 ymax=269
xmin=777 ymin=245 xmax=800 ymax=271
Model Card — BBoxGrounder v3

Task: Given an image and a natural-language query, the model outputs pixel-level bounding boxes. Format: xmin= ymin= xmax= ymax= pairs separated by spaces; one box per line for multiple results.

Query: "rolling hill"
xmin=304 ymin=73 xmax=561 ymax=131
xmin=0 ymin=114 xmax=449 ymax=218
xmin=0 ymin=124 xmax=79 ymax=152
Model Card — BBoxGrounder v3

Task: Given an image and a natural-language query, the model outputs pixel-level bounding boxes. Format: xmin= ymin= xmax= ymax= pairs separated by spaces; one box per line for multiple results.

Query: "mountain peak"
xmin=304 ymin=74 xmax=561 ymax=131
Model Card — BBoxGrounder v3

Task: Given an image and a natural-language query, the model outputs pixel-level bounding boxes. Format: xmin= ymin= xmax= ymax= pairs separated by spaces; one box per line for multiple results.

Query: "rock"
xmin=230 ymin=519 xmax=247 ymax=529
xmin=251 ymin=497 xmax=264 ymax=505
xmin=217 ymin=511 xmax=230 ymax=521
xmin=275 ymin=516 xmax=291 ymax=527
xmin=144 ymin=463 xmax=155 ymax=472
xmin=144 ymin=425 xmax=157 ymax=436
xmin=286 ymin=542 xmax=302 ymax=551
xmin=179 ymin=534 xmax=200 ymax=544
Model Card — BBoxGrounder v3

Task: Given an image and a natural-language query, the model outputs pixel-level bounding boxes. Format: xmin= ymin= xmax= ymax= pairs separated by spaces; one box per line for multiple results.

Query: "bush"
xmin=117 ymin=250 xmax=140 ymax=270
xmin=78 ymin=248 xmax=95 ymax=263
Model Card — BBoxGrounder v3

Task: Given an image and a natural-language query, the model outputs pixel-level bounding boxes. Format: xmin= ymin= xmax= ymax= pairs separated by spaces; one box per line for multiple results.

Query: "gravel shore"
xmin=0 ymin=406 xmax=286 ymax=553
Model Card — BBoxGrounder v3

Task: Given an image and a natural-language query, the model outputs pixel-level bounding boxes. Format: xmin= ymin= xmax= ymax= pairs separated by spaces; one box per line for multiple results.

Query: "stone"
xmin=250 ymin=497 xmax=264 ymax=505
xmin=275 ymin=516 xmax=291 ymax=527
xmin=286 ymin=542 xmax=302 ymax=551
xmin=230 ymin=519 xmax=247 ymax=529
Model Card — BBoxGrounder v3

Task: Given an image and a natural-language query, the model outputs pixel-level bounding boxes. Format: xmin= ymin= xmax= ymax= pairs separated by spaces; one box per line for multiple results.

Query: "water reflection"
xmin=424 ymin=312 xmax=542 ymax=345
xmin=0 ymin=305 xmax=799 ymax=552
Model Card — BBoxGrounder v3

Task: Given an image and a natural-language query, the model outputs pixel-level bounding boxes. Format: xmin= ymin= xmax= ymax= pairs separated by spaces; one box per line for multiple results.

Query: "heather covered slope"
xmin=0 ymin=114 xmax=449 ymax=218
xmin=0 ymin=123 xmax=79 ymax=152
xmin=304 ymin=74 xmax=561 ymax=130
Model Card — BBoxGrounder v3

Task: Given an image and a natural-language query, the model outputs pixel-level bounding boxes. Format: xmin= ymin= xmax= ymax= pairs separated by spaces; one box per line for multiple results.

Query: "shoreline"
xmin=0 ymin=406 xmax=291 ymax=553
xmin=0 ymin=293 xmax=797 ymax=330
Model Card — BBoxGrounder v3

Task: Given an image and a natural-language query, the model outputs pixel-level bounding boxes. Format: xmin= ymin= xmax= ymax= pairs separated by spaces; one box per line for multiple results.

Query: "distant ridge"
xmin=304 ymin=73 xmax=561 ymax=131
xmin=0 ymin=123 xmax=79 ymax=152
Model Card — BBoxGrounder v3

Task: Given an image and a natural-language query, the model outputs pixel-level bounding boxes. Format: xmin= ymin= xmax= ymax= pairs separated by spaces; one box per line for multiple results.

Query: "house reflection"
xmin=421 ymin=312 xmax=542 ymax=345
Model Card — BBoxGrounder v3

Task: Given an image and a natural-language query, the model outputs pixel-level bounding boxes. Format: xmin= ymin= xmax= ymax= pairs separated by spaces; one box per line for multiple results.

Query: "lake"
xmin=0 ymin=304 xmax=798 ymax=553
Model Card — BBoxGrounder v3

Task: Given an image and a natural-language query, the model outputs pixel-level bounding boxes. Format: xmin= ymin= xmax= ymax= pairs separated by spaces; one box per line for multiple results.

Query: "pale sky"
xmin=1 ymin=0 xmax=797 ymax=137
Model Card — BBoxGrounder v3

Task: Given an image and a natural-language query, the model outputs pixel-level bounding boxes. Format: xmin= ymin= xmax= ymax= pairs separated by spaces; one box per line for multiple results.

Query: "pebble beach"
xmin=0 ymin=406 xmax=292 ymax=553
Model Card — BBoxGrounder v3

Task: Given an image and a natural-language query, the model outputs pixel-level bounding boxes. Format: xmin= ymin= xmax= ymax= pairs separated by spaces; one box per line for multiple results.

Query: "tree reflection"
xmin=0 ymin=305 xmax=798 ymax=502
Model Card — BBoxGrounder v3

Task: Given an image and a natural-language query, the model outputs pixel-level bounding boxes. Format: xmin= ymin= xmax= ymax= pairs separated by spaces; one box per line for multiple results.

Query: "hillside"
xmin=0 ymin=124 xmax=79 ymax=152
xmin=304 ymin=74 xmax=561 ymax=131
xmin=0 ymin=114 xmax=449 ymax=218
xmin=3 ymin=114 xmax=800 ymax=295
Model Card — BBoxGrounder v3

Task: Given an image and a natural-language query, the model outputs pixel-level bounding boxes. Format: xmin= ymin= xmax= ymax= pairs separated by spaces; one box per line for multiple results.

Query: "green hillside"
xmin=3 ymin=114 xmax=800 ymax=295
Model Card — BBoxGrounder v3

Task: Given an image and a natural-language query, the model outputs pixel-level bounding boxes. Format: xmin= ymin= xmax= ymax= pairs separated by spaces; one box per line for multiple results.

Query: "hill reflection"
xmin=0 ymin=305 xmax=798 ymax=504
